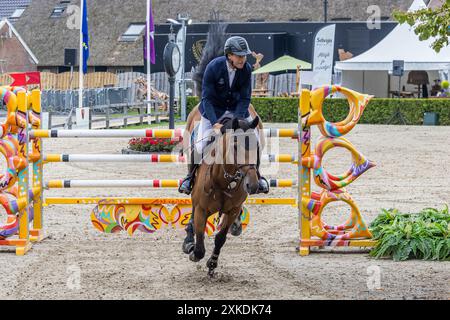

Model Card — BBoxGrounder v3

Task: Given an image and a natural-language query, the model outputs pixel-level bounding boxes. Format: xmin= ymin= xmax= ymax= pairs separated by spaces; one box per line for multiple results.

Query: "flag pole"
xmin=78 ymin=0 xmax=84 ymax=109
xmin=146 ymin=0 xmax=152 ymax=125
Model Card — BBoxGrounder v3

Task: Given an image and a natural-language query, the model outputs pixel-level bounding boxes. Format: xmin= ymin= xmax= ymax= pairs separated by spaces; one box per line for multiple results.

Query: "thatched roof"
xmin=152 ymin=0 xmax=414 ymax=23
xmin=0 ymin=0 xmax=31 ymax=20
xmin=14 ymin=0 xmax=148 ymax=67
xmin=13 ymin=0 xmax=415 ymax=67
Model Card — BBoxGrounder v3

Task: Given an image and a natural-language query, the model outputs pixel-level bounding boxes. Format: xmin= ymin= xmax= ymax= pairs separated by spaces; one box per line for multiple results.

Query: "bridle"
xmin=221 ymin=131 xmax=257 ymax=193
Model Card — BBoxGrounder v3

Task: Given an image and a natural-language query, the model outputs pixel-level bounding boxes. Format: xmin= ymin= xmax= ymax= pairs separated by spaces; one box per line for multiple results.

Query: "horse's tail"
xmin=193 ymin=11 xmax=228 ymax=96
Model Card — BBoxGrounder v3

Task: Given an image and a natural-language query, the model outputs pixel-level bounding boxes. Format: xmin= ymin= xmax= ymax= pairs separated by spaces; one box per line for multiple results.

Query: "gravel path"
xmin=0 ymin=124 xmax=449 ymax=300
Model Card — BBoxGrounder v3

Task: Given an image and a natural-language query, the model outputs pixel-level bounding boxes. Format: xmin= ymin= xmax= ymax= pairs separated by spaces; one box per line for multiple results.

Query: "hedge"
xmin=186 ymin=97 xmax=450 ymax=125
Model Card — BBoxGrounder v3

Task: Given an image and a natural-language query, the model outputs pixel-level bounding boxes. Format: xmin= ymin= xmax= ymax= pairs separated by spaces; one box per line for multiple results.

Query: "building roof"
xmin=0 ymin=0 xmax=32 ymax=20
xmin=14 ymin=0 xmax=148 ymax=67
xmin=153 ymin=0 xmax=415 ymax=23
xmin=13 ymin=0 xmax=416 ymax=68
xmin=0 ymin=18 xmax=39 ymax=64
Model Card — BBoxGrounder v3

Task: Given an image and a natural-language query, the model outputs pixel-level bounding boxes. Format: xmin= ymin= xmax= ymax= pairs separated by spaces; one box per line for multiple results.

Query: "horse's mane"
xmin=193 ymin=11 xmax=228 ymax=96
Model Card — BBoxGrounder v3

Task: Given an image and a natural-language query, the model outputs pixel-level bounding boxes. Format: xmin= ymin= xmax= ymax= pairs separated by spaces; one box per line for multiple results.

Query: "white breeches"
xmin=195 ymin=111 xmax=258 ymax=155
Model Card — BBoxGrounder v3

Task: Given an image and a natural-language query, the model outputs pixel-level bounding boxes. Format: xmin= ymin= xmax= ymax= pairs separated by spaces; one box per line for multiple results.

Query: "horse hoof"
xmin=230 ymin=222 xmax=242 ymax=237
xmin=208 ymin=269 xmax=216 ymax=278
xmin=182 ymin=242 xmax=195 ymax=255
xmin=206 ymin=258 xmax=218 ymax=270
xmin=189 ymin=252 xmax=201 ymax=262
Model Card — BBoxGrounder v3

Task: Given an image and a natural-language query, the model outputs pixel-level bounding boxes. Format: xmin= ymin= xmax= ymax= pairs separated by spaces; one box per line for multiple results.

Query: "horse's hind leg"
xmin=189 ymin=206 xmax=207 ymax=263
xmin=182 ymin=207 xmax=195 ymax=254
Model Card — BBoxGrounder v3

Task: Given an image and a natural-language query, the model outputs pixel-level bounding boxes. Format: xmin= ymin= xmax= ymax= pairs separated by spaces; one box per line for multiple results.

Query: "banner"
xmin=312 ymin=24 xmax=336 ymax=89
xmin=144 ymin=0 xmax=155 ymax=64
xmin=10 ymin=72 xmax=41 ymax=87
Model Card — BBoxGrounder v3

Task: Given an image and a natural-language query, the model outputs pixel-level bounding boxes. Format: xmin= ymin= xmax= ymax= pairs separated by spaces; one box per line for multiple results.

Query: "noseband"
xmin=222 ymin=132 xmax=257 ymax=192
xmin=223 ymin=163 xmax=256 ymax=191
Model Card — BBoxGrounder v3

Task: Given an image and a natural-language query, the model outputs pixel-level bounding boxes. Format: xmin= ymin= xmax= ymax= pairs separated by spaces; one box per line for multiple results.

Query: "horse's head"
xmin=217 ymin=116 xmax=260 ymax=195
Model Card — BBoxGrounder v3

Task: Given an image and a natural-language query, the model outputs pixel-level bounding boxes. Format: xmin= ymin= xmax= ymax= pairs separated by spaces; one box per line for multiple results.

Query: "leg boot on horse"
xmin=207 ymin=208 xmax=241 ymax=276
xmin=182 ymin=211 xmax=195 ymax=255
xmin=189 ymin=206 xmax=207 ymax=263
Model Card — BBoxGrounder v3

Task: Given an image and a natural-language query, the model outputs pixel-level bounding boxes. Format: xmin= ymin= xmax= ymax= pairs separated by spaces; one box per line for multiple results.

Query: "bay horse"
xmin=181 ymin=113 xmax=261 ymax=276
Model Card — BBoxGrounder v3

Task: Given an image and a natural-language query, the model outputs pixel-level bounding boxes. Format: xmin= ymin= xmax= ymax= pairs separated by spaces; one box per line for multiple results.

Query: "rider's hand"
xmin=213 ymin=123 xmax=223 ymax=134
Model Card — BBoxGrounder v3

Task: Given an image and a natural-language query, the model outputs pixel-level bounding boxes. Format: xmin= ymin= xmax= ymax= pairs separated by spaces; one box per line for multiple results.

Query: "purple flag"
xmin=144 ymin=0 xmax=155 ymax=65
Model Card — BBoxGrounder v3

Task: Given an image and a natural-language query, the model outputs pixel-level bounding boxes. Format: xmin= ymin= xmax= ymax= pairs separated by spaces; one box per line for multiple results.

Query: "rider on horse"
xmin=178 ymin=36 xmax=270 ymax=195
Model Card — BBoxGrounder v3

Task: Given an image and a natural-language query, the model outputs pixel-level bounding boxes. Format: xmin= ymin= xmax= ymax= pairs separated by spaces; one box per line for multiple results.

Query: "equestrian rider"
xmin=178 ymin=36 xmax=270 ymax=195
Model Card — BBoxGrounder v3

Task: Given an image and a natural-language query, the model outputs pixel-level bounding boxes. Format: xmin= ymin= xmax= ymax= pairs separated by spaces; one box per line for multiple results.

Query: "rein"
xmin=225 ymin=134 xmax=256 ymax=186
xmin=214 ymin=131 xmax=258 ymax=197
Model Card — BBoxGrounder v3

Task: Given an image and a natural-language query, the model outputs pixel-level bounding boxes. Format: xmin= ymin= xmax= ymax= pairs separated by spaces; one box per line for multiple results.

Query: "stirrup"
xmin=257 ymin=177 xmax=270 ymax=194
xmin=178 ymin=178 xmax=193 ymax=195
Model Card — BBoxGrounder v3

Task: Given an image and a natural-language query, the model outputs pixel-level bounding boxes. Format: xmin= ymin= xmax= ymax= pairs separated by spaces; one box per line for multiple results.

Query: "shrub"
xmin=370 ymin=206 xmax=450 ymax=261
xmin=186 ymin=96 xmax=450 ymax=125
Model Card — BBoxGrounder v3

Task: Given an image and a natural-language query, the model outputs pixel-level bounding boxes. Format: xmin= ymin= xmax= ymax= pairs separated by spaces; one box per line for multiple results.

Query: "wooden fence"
xmin=1 ymin=70 xmax=305 ymax=96
xmin=0 ymin=72 xmax=118 ymax=90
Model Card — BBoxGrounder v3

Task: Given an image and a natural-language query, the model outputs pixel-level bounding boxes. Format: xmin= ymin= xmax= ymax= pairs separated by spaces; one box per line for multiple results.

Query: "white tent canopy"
xmin=335 ymin=0 xmax=450 ymax=72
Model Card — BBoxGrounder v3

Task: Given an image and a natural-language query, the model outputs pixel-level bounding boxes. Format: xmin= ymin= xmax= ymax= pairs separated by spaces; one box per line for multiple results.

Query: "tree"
xmin=393 ymin=0 xmax=450 ymax=52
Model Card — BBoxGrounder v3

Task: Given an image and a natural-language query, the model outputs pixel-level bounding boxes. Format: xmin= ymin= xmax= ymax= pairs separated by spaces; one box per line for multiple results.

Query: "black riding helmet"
xmin=224 ymin=36 xmax=252 ymax=56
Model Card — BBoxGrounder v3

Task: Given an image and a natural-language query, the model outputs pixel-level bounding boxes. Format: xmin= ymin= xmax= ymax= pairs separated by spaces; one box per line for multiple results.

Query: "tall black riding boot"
xmin=178 ymin=149 xmax=200 ymax=195
xmin=256 ymin=143 xmax=270 ymax=194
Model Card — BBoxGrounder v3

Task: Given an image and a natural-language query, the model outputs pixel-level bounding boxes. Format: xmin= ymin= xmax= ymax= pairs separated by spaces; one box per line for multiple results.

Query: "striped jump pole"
xmin=45 ymin=179 xmax=297 ymax=189
xmin=44 ymin=154 xmax=187 ymax=163
xmin=31 ymin=129 xmax=184 ymax=139
xmin=44 ymin=197 xmax=298 ymax=206
xmin=31 ymin=128 xmax=298 ymax=139
xmin=43 ymin=153 xmax=297 ymax=163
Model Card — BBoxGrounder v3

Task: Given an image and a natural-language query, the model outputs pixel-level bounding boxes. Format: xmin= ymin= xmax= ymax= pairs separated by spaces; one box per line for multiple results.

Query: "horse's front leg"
xmin=207 ymin=208 xmax=241 ymax=276
xmin=182 ymin=207 xmax=195 ymax=254
xmin=189 ymin=206 xmax=207 ymax=263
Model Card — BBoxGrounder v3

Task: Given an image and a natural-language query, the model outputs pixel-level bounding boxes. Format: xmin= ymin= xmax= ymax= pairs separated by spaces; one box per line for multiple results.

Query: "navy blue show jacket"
xmin=199 ymin=56 xmax=252 ymax=125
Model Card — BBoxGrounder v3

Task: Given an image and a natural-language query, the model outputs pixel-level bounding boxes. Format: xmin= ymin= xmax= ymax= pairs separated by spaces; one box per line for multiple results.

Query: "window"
xmin=50 ymin=1 xmax=71 ymax=18
xmin=331 ymin=17 xmax=352 ymax=21
xmin=289 ymin=18 xmax=309 ymax=22
xmin=247 ymin=18 xmax=265 ymax=22
xmin=120 ymin=24 xmax=146 ymax=42
xmin=94 ymin=66 xmax=108 ymax=72
xmin=58 ymin=66 xmax=71 ymax=73
xmin=132 ymin=66 xmax=145 ymax=73
xmin=10 ymin=8 xmax=26 ymax=19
